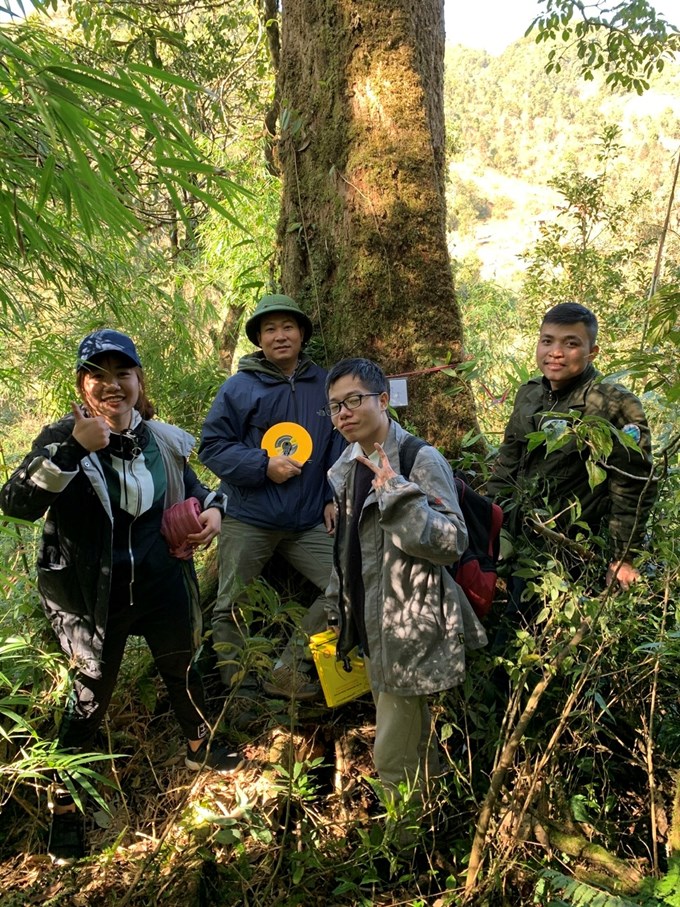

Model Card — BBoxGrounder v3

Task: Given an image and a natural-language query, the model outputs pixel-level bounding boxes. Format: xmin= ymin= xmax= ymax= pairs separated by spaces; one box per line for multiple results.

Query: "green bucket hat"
xmin=245 ymin=294 xmax=314 ymax=347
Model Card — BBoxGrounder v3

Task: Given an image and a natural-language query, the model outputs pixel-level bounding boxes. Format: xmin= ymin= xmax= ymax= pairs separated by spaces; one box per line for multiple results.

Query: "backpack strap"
xmin=398 ymin=433 xmax=502 ymax=620
xmin=398 ymin=434 xmax=429 ymax=480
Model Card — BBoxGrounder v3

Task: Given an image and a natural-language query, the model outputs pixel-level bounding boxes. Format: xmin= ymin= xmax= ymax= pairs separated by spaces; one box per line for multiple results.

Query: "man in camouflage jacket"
xmin=487 ymin=303 xmax=656 ymax=596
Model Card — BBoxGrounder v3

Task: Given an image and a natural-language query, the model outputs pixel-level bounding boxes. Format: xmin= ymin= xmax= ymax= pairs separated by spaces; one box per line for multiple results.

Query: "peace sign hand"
xmin=355 ymin=443 xmax=397 ymax=490
xmin=71 ymin=402 xmax=111 ymax=452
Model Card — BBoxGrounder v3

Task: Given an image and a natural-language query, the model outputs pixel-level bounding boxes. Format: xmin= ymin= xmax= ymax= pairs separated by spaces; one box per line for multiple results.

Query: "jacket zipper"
xmin=518 ymin=386 xmax=559 ymax=484
xmin=289 ymin=374 xmax=305 ymax=512
xmin=127 ymin=520 xmax=136 ymax=607
xmin=124 ymin=456 xmax=144 ymax=607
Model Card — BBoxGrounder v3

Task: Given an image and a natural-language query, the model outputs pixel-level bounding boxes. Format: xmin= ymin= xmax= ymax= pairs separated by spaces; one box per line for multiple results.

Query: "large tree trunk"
xmin=274 ymin=0 xmax=478 ymax=454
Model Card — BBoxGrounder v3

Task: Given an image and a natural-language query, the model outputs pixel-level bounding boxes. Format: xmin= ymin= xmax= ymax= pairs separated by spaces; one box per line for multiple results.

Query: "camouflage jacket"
xmin=486 ymin=364 xmax=656 ymax=560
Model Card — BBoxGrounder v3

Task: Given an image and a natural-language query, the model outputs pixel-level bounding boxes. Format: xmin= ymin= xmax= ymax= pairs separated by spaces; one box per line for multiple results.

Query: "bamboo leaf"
xmin=34 ymin=153 xmax=56 ymax=215
xmin=127 ymin=63 xmax=205 ymax=92
xmin=168 ymin=173 xmax=248 ymax=231
xmin=44 ymin=65 xmax=163 ymax=114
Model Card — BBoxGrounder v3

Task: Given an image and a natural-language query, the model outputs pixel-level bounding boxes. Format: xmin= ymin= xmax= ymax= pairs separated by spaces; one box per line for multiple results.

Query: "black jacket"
xmin=1 ymin=414 xmax=214 ymax=678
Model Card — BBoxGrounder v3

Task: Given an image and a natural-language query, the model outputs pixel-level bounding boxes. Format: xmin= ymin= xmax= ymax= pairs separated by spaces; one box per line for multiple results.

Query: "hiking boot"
xmin=262 ymin=665 xmax=322 ymax=701
xmin=185 ymin=739 xmax=244 ymax=773
xmin=47 ymin=809 xmax=86 ymax=864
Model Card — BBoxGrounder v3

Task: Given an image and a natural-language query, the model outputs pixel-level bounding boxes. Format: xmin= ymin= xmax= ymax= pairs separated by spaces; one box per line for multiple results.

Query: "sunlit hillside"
xmin=444 ymin=36 xmax=680 ymax=289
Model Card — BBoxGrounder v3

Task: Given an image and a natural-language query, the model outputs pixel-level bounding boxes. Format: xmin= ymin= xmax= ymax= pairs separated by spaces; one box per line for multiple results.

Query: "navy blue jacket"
xmin=199 ymin=352 xmax=345 ymax=531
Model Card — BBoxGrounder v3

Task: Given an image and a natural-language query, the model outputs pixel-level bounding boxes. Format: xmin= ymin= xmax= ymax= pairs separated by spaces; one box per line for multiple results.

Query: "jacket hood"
xmin=237 ymin=351 xmax=313 ymax=380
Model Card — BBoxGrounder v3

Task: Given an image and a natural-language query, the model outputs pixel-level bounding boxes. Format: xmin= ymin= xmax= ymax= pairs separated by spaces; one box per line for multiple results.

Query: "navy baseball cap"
xmin=76 ymin=330 xmax=142 ymax=371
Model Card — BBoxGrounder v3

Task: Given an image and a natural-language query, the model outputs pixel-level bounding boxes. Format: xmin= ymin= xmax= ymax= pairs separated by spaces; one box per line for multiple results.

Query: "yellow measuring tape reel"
xmin=261 ymin=421 xmax=314 ymax=464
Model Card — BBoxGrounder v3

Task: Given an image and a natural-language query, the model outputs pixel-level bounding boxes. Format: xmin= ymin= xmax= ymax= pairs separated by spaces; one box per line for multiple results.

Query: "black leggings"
xmin=58 ymin=564 xmax=207 ymax=751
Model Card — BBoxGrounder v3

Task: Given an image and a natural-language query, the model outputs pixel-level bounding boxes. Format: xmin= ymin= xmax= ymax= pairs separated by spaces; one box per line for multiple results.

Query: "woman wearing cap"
xmin=0 ymin=329 xmax=240 ymax=863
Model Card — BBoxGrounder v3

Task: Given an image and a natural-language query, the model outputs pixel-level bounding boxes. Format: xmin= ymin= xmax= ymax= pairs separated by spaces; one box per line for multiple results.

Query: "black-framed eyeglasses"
xmin=322 ymin=393 xmax=381 ymax=417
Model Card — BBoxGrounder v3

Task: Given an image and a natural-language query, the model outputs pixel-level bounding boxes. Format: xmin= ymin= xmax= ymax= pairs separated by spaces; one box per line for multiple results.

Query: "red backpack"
xmin=399 ymin=435 xmax=504 ymax=620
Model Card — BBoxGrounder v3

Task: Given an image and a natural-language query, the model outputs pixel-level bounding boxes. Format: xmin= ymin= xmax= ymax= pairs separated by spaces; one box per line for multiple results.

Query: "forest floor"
xmin=0 ymin=663 xmax=466 ymax=907
xmin=0 ymin=554 xmax=470 ymax=906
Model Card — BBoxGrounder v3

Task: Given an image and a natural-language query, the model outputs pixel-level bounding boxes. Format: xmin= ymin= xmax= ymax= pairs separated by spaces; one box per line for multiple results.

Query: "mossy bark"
xmin=275 ymin=0 xmax=477 ymax=454
xmin=536 ymin=818 xmax=646 ymax=896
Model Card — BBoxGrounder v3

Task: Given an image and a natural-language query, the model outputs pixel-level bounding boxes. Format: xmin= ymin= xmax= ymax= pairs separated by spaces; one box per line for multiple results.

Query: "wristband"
xmin=203 ymin=490 xmax=228 ymax=515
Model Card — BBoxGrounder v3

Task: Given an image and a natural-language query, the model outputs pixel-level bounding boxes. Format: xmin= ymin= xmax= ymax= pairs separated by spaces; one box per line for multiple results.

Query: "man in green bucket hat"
xmin=199 ymin=294 xmax=345 ymax=701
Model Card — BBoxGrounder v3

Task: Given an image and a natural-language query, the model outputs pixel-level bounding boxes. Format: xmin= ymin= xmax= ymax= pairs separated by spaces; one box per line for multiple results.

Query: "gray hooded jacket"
xmin=327 ymin=420 xmax=487 ymax=697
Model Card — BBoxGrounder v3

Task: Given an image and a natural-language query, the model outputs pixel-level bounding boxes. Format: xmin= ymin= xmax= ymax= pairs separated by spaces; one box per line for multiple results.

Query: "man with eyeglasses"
xmin=323 ymin=358 xmax=487 ymax=816
xmin=199 ymin=295 xmax=345 ymax=701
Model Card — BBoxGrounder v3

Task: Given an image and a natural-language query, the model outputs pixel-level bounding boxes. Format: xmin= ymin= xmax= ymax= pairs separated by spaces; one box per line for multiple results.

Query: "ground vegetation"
xmin=0 ymin=2 xmax=678 ymax=905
